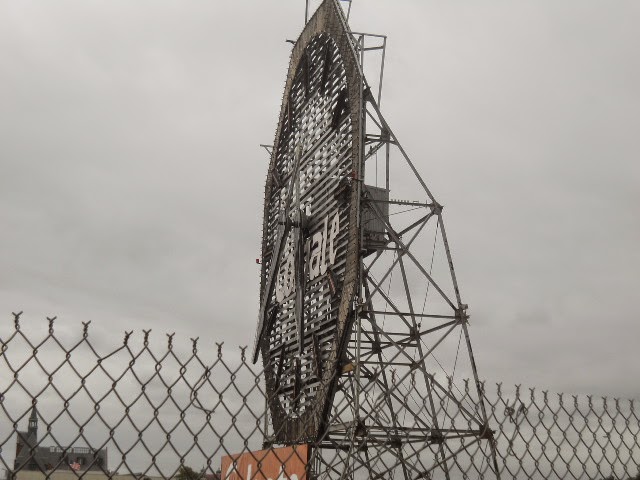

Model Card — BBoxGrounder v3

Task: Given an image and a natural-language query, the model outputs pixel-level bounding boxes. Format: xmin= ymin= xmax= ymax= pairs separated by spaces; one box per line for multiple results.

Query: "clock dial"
xmin=257 ymin=1 xmax=363 ymax=443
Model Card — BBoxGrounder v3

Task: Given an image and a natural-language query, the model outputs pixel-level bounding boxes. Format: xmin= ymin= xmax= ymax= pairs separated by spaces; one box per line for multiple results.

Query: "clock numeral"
xmin=301 ymin=52 xmax=311 ymax=99
xmin=293 ymin=51 xmax=311 ymax=102
xmin=331 ymin=88 xmax=349 ymax=130
xmin=333 ymin=176 xmax=351 ymax=205
xmin=320 ymin=43 xmax=333 ymax=94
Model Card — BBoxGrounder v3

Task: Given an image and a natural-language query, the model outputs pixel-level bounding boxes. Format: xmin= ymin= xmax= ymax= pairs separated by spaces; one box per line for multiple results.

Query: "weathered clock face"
xmin=257 ymin=1 xmax=362 ymax=443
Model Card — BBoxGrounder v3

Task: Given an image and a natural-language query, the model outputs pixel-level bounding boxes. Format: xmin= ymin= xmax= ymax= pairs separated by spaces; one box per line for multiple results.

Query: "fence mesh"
xmin=1 ymin=315 xmax=638 ymax=480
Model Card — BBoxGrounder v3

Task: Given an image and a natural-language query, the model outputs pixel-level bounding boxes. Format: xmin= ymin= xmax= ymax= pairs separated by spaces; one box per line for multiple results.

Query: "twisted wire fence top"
xmin=1 ymin=315 xmax=639 ymax=480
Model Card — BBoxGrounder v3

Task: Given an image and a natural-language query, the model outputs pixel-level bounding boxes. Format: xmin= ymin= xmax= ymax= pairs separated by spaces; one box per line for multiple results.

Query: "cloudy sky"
xmin=1 ymin=0 xmax=638 ymax=399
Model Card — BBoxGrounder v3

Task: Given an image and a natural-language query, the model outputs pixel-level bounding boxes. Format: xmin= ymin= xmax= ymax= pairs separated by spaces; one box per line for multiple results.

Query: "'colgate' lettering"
xmin=275 ymin=210 xmax=340 ymax=302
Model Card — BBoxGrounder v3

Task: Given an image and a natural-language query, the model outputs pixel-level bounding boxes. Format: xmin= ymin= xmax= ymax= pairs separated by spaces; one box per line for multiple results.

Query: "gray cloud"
xmin=1 ymin=0 xmax=638 ymax=400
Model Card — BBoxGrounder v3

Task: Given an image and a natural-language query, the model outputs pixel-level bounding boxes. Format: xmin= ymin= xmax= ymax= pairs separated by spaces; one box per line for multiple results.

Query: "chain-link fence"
xmin=1 ymin=314 xmax=638 ymax=480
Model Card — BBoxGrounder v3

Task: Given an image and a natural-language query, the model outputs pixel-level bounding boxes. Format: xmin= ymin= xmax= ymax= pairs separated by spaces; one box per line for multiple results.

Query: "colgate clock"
xmin=253 ymin=0 xmax=363 ymax=443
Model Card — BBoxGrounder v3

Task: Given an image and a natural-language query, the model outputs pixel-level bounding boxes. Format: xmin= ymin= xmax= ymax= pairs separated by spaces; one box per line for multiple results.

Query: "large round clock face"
xmin=258 ymin=26 xmax=360 ymax=441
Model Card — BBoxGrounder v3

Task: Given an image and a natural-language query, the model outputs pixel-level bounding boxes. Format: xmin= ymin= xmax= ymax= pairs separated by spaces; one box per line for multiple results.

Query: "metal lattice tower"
xmin=304 ymin=3 xmax=500 ymax=479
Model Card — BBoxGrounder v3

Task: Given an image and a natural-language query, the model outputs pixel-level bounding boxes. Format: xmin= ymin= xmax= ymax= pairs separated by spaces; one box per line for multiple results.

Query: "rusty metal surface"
xmin=258 ymin=0 xmax=363 ymax=443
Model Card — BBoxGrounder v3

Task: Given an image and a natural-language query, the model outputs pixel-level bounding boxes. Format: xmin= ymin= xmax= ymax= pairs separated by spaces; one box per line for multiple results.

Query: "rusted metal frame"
xmin=328 ymin=371 xmax=434 ymax=440
xmin=435 ymin=213 xmax=463 ymax=309
xmin=364 ymin=321 xmax=457 ymax=355
xmin=367 ymin=272 xmax=449 ymax=344
xmin=365 ymin=107 xmax=385 ymax=132
xmin=294 ymin=164 xmax=305 ymax=358
xmin=349 ymin=443 xmax=426 ymax=480
xmin=378 ymin=36 xmax=387 ymax=107
xmin=358 ymin=436 xmax=480 ymax=480
xmin=366 ymin=95 xmax=437 ymax=203
xmin=347 ymin=356 xmax=360 ymax=438
xmin=362 ymin=247 xmax=385 ymax=274
xmin=359 ymin=426 xmax=484 ymax=436
xmin=356 ymin=330 xmax=425 ymax=338
xmin=437 ymin=212 xmax=502 ymax=478
xmin=358 ymin=360 xmax=416 ymax=367
xmin=345 ymin=357 xmax=437 ymax=432
xmin=264 ymin=6 xmax=362 ymax=439
xmin=367 ymin=195 xmax=456 ymax=310
xmin=356 ymin=296 xmax=454 ymax=391
xmin=362 ymin=444 xmax=432 ymax=477
xmin=365 ymin=247 xmax=402 ymax=252
xmin=376 ymin=199 xmax=433 ymax=208
xmin=312 ymin=446 xmax=348 ymax=479
xmin=365 ymin=284 xmax=457 ymax=356
xmin=344 ymin=429 xmax=479 ymax=480
xmin=364 ymin=135 xmax=389 ymax=147
xmin=349 ymin=31 xmax=387 ymax=39
xmin=365 ymin=275 xmax=413 ymax=332
xmin=362 ymin=212 xmax=433 ymax=287
xmin=260 ymin=143 xmax=273 ymax=155
xmin=363 ymin=311 xmax=456 ymax=320
xmin=330 ymin=447 xmax=409 ymax=480
xmin=362 ymin=280 xmax=419 ymax=456
xmin=462 ymin=324 xmax=502 ymax=477
xmin=362 ymin=280 xmax=460 ymax=414
xmin=351 ymin=28 xmax=368 ymax=473
xmin=421 ymin=436 xmax=483 ymax=479
xmin=330 ymin=439 xmax=420 ymax=480
xmin=364 ymin=141 xmax=385 ymax=161
xmin=341 ymin=34 xmax=386 ymax=53
xmin=336 ymin=430 xmax=479 ymax=456
xmin=363 ymin=449 xmax=375 ymax=480
xmin=331 ymin=5 xmax=496 ymax=478
xmin=396 ymin=211 xmax=435 ymax=238
xmin=324 ymin=418 xmax=434 ymax=480
xmin=359 ymin=307 xmax=484 ymax=429
xmin=385 ymin=127 xmax=390 ymax=191
xmin=325 ymin=353 xmax=436 ymax=444
xmin=333 ymin=0 xmax=363 ymax=74
xmin=322 ymin=391 xmax=361 ymax=478
xmin=364 ymin=277 xmax=464 ymax=401
xmin=336 ymin=28 xmax=366 ymax=480
xmin=363 ymin=212 xmax=433 ymax=292
xmin=397 ymin=255 xmax=452 ymax=480
xmin=437 ymin=430 xmax=493 ymax=440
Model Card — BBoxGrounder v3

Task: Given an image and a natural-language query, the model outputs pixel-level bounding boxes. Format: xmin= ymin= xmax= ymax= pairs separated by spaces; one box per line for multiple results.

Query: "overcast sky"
xmin=1 ymin=0 xmax=638 ymax=400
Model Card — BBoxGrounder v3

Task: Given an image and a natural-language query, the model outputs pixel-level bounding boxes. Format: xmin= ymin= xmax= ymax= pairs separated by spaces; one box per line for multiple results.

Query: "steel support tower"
xmin=304 ymin=4 xmax=501 ymax=479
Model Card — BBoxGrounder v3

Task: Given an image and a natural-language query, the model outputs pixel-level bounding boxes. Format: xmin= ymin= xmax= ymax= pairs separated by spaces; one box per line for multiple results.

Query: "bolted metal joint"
xmin=428 ymin=429 xmax=444 ymax=445
xmin=479 ymin=424 xmax=495 ymax=441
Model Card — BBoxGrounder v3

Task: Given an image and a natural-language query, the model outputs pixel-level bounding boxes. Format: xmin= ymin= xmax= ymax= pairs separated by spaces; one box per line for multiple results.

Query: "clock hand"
xmin=294 ymin=172 xmax=306 ymax=358
xmin=252 ymin=147 xmax=302 ymax=364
